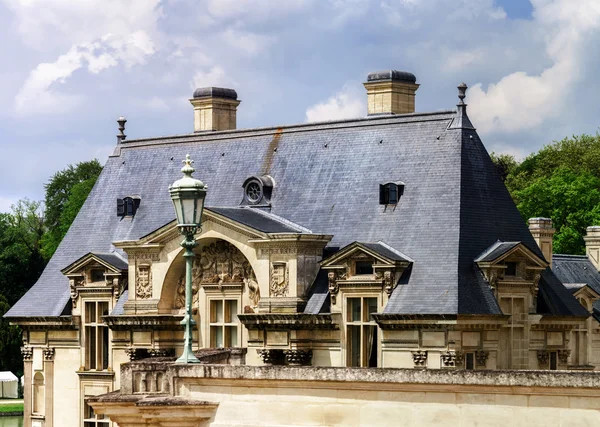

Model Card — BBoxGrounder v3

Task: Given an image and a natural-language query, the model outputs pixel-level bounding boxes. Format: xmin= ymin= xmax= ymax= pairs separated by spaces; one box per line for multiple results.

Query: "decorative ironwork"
xmin=257 ymin=349 xmax=285 ymax=366
xmin=284 ymin=349 xmax=313 ymax=366
xmin=411 ymin=350 xmax=428 ymax=367
xmin=475 ymin=350 xmax=489 ymax=367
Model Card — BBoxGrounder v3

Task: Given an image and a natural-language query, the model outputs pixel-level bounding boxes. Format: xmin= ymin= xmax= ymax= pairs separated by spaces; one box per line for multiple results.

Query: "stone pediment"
xmin=320 ymin=241 xmax=412 ymax=269
xmin=475 ymin=241 xmax=547 ymax=269
xmin=61 ymin=252 xmax=128 ymax=276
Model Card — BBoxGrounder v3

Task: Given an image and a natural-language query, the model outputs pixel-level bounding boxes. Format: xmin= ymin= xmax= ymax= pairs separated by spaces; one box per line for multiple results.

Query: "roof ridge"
xmin=553 ymin=254 xmax=588 ymax=259
xmin=375 ymin=240 xmax=415 ymax=263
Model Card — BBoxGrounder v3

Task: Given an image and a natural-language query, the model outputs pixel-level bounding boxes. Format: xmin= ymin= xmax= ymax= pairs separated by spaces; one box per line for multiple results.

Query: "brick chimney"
xmin=528 ymin=218 xmax=555 ymax=268
xmin=584 ymin=226 xmax=600 ymax=271
xmin=363 ymin=70 xmax=419 ymax=115
xmin=190 ymin=87 xmax=240 ymax=132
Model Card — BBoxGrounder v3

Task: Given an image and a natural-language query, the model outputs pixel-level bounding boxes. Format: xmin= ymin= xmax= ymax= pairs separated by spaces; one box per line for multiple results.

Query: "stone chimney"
xmin=190 ymin=87 xmax=240 ymax=132
xmin=528 ymin=218 xmax=555 ymax=267
xmin=363 ymin=70 xmax=419 ymax=115
xmin=584 ymin=226 xmax=600 ymax=271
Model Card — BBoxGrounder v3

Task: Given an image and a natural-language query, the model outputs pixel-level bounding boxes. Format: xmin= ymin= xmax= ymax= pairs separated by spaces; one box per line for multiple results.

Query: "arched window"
xmin=33 ymin=372 xmax=44 ymax=415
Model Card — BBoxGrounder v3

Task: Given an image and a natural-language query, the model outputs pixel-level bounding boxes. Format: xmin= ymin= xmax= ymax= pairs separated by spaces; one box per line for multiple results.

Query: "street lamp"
xmin=169 ymin=154 xmax=207 ymax=363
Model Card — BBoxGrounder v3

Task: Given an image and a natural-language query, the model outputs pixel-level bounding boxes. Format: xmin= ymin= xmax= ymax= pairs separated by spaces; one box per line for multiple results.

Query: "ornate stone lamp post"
xmin=169 ymin=154 xmax=207 ymax=363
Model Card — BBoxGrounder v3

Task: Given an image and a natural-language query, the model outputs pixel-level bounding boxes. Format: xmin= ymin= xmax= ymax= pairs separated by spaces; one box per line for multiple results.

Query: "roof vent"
xmin=379 ymin=182 xmax=404 ymax=205
xmin=117 ymin=196 xmax=140 ymax=217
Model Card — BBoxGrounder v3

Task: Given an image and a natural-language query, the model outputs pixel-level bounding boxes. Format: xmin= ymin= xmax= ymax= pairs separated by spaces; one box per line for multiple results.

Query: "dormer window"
xmin=241 ymin=175 xmax=274 ymax=206
xmin=117 ymin=196 xmax=140 ymax=217
xmin=379 ymin=182 xmax=404 ymax=205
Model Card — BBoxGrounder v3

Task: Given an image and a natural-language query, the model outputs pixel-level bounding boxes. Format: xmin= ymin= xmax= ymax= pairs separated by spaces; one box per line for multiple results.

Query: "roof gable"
xmin=321 ymin=241 xmax=412 ymax=268
xmin=61 ymin=252 xmax=127 ymax=276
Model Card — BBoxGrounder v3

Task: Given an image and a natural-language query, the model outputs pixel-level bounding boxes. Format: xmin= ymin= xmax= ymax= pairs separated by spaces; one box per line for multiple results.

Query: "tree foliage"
xmin=41 ymin=159 xmax=102 ymax=260
xmin=493 ymin=133 xmax=600 ymax=255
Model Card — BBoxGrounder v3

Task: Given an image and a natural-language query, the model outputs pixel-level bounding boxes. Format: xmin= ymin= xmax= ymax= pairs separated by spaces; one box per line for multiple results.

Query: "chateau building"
xmin=6 ymin=70 xmax=600 ymax=427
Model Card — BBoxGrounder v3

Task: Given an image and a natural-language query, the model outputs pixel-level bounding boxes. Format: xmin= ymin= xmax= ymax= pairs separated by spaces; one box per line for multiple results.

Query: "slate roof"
xmin=361 ymin=242 xmax=413 ymax=262
xmin=552 ymin=254 xmax=600 ymax=319
xmin=6 ymin=100 xmax=584 ymax=319
xmin=474 ymin=241 xmax=520 ymax=262
xmin=92 ymin=253 xmax=129 ymax=271
xmin=207 ymin=207 xmax=311 ymax=234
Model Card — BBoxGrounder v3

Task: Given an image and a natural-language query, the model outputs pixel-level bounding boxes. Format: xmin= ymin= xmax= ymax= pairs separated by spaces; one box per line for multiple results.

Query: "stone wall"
xmin=91 ymin=363 xmax=600 ymax=427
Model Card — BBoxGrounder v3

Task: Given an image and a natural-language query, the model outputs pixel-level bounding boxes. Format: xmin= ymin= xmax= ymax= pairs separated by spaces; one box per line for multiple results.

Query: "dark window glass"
xmin=91 ymin=269 xmax=104 ymax=282
xmin=388 ymin=184 xmax=398 ymax=204
xmin=505 ymin=262 xmax=517 ymax=276
xmin=550 ymin=352 xmax=558 ymax=370
xmin=117 ymin=199 xmax=125 ymax=216
xmin=356 ymin=261 xmax=373 ymax=275
xmin=466 ymin=353 xmax=475 ymax=370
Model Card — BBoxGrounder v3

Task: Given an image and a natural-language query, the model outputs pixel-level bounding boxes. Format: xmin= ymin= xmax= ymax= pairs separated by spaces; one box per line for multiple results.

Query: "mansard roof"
xmin=552 ymin=254 xmax=600 ymax=319
xmin=6 ymin=102 xmax=583 ymax=318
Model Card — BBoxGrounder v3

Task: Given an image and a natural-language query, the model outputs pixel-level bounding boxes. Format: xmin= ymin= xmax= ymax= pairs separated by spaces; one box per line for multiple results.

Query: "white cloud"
xmin=444 ymin=49 xmax=483 ymax=72
xmin=14 ymin=31 xmax=156 ymax=115
xmin=305 ymin=84 xmax=365 ymax=122
xmin=206 ymin=0 xmax=312 ymax=22
xmin=192 ymin=66 xmax=237 ymax=90
xmin=468 ymin=0 xmax=600 ymax=134
xmin=222 ymin=29 xmax=274 ymax=56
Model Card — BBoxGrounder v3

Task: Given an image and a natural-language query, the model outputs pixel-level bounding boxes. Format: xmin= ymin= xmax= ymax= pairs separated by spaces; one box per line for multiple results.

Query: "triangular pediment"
xmin=572 ymin=284 xmax=600 ymax=301
xmin=61 ymin=252 xmax=128 ymax=276
xmin=321 ymin=241 xmax=412 ymax=268
xmin=475 ymin=241 xmax=547 ymax=269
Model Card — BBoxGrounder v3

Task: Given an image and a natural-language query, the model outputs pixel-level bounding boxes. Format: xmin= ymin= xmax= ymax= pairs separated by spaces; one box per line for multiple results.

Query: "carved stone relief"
xmin=411 ymin=350 xmax=428 ymax=367
xmin=43 ymin=347 xmax=55 ymax=361
xmin=383 ymin=270 xmax=394 ymax=297
xmin=135 ymin=265 xmax=152 ymax=300
xmin=558 ymin=349 xmax=571 ymax=364
xmin=270 ymin=262 xmax=289 ymax=297
xmin=21 ymin=346 xmax=32 ymax=361
xmin=441 ymin=350 xmax=459 ymax=367
xmin=173 ymin=240 xmax=255 ymax=309
xmin=328 ymin=272 xmax=339 ymax=304
xmin=475 ymin=350 xmax=489 ymax=367
xmin=537 ymin=350 xmax=549 ymax=367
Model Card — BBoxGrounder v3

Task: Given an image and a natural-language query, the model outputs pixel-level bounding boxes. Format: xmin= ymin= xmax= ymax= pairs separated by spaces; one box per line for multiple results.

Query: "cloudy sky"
xmin=0 ymin=0 xmax=599 ymax=213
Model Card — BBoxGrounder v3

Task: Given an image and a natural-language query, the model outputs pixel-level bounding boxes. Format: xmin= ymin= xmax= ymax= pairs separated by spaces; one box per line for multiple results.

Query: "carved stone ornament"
xmin=328 ymin=272 xmax=339 ymax=304
xmin=455 ymin=350 xmax=464 ymax=366
xmin=21 ymin=346 xmax=32 ymax=361
xmin=148 ymin=348 xmax=175 ymax=358
xmin=174 ymin=240 xmax=253 ymax=309
xmin=411 ymin=350 xmax=428 ymax=367
xmin=475 ymin=350 xmax=489 ymax=367
xmin=135 ymin=265 xmax=152 ymax=300
xmin=283 ymin=349 xmax=313 ymax=366
xmin=537 ymin=350 xmax=549 ymax=366
xmin=383 ymin=270 xmax=395 ymax=297
xmin=43 ymin=347 xmax=55 ymax=361
xmin=440 ymin=350 xmax=459 ymax=367
xmin=246 ymin=271 xmax=260 ymax=308
xmin=125 ymin=347 xmax=149 ymax=362
xmin=558 ymin=349 xmax=571 ymax=364
xmin=70 ymin=277 xmax=84 ymax=308
xmin=257 ymin=348 xmax=285 ymax=366
xmin=482 ymin=268 xmax=498 ymax=292
xmin=531 ymin=273 xmax=541 ymax=298
xmin=270 ymin=263 xmax=289 ymax=297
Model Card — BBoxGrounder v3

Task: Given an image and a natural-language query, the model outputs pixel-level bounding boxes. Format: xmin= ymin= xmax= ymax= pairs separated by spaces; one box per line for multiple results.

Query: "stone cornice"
xmin=9 ymin=316 xmax=78 ymax=330
xmin=237 ymin=313 xmax=337 ymax=330
xmin=103 ymin=315 xmax=185 ymax=331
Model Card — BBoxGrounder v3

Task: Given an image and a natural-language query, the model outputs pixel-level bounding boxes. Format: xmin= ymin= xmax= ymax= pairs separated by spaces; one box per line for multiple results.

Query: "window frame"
xmin=208 ymin=297 xmax=241 ymax=348
xmin=344 ymin=294 xmax=380 ymax=367
xmin=83 ymin=299 xmax=111 ymax=371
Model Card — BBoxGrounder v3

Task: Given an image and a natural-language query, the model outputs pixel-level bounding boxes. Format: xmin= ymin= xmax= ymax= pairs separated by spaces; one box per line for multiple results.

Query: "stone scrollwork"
xmin=411 ymin=350 xmax=428 ymax=367
xmin=328 ymin=271 xmax=339 ymax=304
xmin=257 ymin=349 xmax=285 ymax=366
xmin=21 ymin=346 xmax=32 ymax=361
xmin=69 ymin=277 xmax=84 ymax=308
xmin=135 ymin=265 xmax=152 ymax=300
xmin=383 ymin=270 xmax=394 ymax=297
xmin=475 ymin=350 xmax=489 ymax=367
xmin=531 ymin=273 xmax=541 ymax=298
xmin=537 ymin=350 xmax=549 ymax=367
xmin=440 ymin=350 xmax=458 ymax=367
xmin=270 ymin=262 xmax=289 ymax=297
xmin=43 ymin=347 xmax=55 ymax=361
xmin=283 ymin=349 xmax=313 ymax=366
xmin=558 ymin=349 xmax=571 ymax=364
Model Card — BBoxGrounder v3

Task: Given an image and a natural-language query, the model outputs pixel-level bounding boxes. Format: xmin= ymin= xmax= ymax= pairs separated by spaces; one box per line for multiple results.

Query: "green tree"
xmin=41 ymin=160 xmax=102 ymax=260
xmin=490 ymin=152 xmax=518 ymax=183
xmin=0 ymin=294 xmax=23 ymax=376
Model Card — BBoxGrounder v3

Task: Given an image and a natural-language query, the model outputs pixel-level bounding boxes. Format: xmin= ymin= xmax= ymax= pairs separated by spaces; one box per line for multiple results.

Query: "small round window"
xmin=245 ymin=181 xmax=263 ymax=204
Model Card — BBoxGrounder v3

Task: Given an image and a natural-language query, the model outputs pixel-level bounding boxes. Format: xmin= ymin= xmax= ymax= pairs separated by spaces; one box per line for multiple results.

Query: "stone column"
xmin=21 ymin=346 xmax=33 ymax=427
xmin=43 ymin=347 xmax=55 ymax=427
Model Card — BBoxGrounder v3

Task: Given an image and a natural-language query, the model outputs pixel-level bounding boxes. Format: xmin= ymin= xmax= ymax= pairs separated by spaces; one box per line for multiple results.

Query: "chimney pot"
xmin=363 ymin=70 xmax=419 ymax=115
xmin=190 ymin=86 xmax=240 ymax=132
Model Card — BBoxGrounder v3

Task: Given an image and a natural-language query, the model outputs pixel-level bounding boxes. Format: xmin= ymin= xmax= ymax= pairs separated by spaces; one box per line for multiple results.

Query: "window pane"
xmin=348 ymin=298 xmax=361 ymax=322
xmin=98 ymin=302 xmax=109 ymax=322
xmin=225 ymin=300 xmax=238 ymax=323
xmin=211 ymin=326 xmax=223 ymax=348
xmin=210 ymin=300 xmax=223 ymax=323
xmin=466 ymin=353 xmax=474 ymax=370
xmin=225 ymin=326 xmax=238 ymax=347
xmin=550 ymin=352 xmax=558 ymax=370
xmin=85 ymin=302 xmax=96 ymax=324
xmin=364 ymin=298 xmax=377 ymax=322
xmin=102 ymin=326 xmax=109 ymax=370
xmin=348 ymin=325 xmax=361 ymax=367
xmin=356 ymin=261 xmax=373 ymax=275
xmin=364 ymin=325 xmax=377 ymax=367
xmin=89 ymin=327 xmax=96 ymax=370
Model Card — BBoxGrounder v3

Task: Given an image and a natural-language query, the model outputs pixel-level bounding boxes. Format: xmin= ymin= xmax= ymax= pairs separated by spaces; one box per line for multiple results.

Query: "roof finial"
xmin=457 ymin=83 xmax=467 ymax=105
xmin=181 ymin=154 xmax=196 ymax=177
xmin=117 ymin=116 xmax=127 ymax=143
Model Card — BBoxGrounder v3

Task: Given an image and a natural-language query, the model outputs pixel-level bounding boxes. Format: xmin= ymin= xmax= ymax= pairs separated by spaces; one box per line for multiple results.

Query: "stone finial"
xmin=457 ymin=83 xmax=467 ymax=105
xmin=448 ymin=82 xmax=474 ymax=130
xmin=117 ymin=116 xmax=127 ymax=143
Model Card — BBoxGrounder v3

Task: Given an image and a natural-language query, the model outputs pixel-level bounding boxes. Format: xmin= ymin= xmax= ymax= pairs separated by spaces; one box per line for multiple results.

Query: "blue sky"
xmin=0 ymin=0 xmax=599 ymax=213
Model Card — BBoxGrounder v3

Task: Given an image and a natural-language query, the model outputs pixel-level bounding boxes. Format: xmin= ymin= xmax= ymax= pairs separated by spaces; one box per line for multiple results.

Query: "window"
xmin=355 ymin=261 xmax=373 ymax=275
xmin=90 ymin=269 xmax=104 ymax=283
xmin=379 ymin=182 xmax=405 ymax=205
xmin=209 ymin=299 xmax=239 ymax=347
xmin=465 ymin=352 xmax=475 ymax=370
xmin=505 ymin=262 xmax=517 ymax=276
xmin=83 ymin=401 xmax=109 ymax=427
xmin=117 ymin=196 xmax=140 ymax=217
xmin=84 ymin=301 xmax=109 ymax=370
xmin=33 ymin=372 xmax=44 ymax=415
xmin=346 ymin=297 xmax=378 ymax=367
xmin=550 ymin=351 xmax=558 ymax=370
